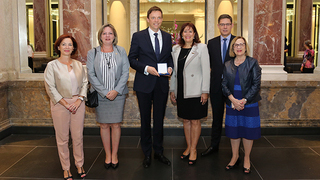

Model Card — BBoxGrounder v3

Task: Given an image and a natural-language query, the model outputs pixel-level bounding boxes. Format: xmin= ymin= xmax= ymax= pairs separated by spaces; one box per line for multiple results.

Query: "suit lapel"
xmin=113 ymin=45 xmax=121 ymax=78
xmin=218 ymin=36 xmax=224 ymax=64
xmin=159 ymin=30 xmax=168 ymax=61
xmin=94 ymin=46 xmax=103 ymax=79
xmin=184 ymin=45 xmax=199 ymax=68
xmin=144 ymin=28 xmax=158 ymax=62
xmin=225 ymin=35 xmax=235 ymax=61
xmin=172 ymin=45 xmax=181 ymax=74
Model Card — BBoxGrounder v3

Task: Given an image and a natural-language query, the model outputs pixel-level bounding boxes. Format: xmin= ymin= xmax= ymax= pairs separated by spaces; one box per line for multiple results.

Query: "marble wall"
xmin=63 ymin=0 xmax=91 ymax=63
xmin=33 ymin=0 xmax=46 ymax=52
xmin=5 ymin=80 xmax=320 ymax=129
xmin=253 ymin=0 xmax=283 ymax=65
xmin=0 ymin=1 xmax=17 ymax=82
xmin=0 ymin=82 xmax=9 ymax=132
xmin=298 ymin=0 xmax=312 ymax=51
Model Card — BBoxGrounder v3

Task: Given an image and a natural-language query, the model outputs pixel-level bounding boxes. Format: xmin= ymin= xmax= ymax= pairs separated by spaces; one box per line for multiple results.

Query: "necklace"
xmin=104 ymin=52 xmax=113 ymax=69
xmin=178 ymin=48 xmax=192 ymax=61
xmin=234 ymin=56 xmax=246 ymax=66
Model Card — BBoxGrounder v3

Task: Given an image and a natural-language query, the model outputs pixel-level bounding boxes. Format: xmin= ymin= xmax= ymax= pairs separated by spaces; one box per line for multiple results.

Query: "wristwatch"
xmin=78 ymin=96 xmax=84 ymax=101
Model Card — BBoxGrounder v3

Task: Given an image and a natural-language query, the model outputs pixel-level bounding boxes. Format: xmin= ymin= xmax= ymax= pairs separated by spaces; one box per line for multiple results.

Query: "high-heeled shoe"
xmin=104 ymin=162 xmax=112 ymax=169
xmin=188 ymin=159 xmax=197 ymax=165
xmin=111 ymin=162 xmax=119 ymax=169
xmin=76 ymin=166 xmax=86 ymax=178
xmin=225 ymin=158 xmax=240 ymax=170
xmin=64 ymin=170 xmax=73 ymax=180
xmin=243 ymin=167 xmax=251 ymax=174
xmin=188 ymin=150 xmax=197 ymax=165
xmin=180 ymin=153 xmax=190 ymax=160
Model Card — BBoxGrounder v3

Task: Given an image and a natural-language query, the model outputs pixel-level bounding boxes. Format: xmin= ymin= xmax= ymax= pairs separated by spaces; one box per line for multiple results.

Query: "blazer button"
xmin=115 ymin=78 xmax=117 ymax=80
xmin=191 ymin=74 xmax=194 ymax=77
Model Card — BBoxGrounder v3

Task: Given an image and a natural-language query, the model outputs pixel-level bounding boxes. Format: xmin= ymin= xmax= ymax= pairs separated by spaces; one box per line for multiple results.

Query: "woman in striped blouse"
xmin=87 ymin=24 xmax=130 ymax=169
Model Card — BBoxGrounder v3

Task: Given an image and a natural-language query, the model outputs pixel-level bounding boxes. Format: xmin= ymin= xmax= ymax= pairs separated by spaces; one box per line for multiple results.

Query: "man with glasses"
xmin=202 ymin=14 xmax=235 ymax=156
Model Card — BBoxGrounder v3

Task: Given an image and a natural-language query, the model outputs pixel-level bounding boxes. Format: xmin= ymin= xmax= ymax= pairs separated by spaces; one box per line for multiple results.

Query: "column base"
xmin=313 ymin=66 xmax=320 ymax=74
xmin=261 ymin=65 xmax=287 ymax=81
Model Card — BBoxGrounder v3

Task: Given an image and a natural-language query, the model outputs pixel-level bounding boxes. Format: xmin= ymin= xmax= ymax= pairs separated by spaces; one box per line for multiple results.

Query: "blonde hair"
xmin=97 ymin=24 xmax=118 ymax=46
xmin=229 ymin=36 xmax=250 ymax=57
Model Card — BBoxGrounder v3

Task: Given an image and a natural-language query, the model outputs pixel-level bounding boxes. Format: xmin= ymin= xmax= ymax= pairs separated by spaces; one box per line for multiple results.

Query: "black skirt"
xmin=176 ymin=48 xmax=208 ymax=120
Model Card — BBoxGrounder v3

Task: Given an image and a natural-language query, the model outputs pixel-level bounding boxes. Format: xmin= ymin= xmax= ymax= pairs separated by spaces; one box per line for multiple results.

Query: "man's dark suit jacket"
xmin=207 ymin=35 xmax=235 ymax=93
xmin=128 ymin=28 xmax=173 ymax=93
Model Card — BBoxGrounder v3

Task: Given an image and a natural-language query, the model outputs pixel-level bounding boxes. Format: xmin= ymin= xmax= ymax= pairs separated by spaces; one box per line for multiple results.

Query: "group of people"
xmin=44 ymin=6 xmax=262 ymax=180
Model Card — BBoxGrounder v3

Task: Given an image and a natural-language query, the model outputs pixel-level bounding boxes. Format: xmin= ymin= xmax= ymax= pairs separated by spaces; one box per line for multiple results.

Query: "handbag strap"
xmin=88 ymin=47 xmax=98 ymax=88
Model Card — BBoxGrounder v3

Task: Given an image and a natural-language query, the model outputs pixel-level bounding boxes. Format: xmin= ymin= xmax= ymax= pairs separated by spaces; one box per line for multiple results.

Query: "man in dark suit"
xmin=128 ymin=6 xmax=173 ymax=168
xmin=202 ymin=14 xmax=236 ymax=156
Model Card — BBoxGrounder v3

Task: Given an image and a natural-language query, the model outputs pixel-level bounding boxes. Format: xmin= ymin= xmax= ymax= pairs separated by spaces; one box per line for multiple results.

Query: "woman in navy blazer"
xmin=87 ymin=24 xmax=129 ymax=170
xmin=170 ymin=23 xmax=210 ymax=165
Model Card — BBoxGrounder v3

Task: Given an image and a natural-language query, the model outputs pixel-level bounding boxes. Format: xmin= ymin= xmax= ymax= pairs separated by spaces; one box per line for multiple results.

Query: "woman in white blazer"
xmin=44 ymin=34 xmax=88 ymax=180
xmin=87 ymin=24 xmax=129 ymax=170
xmin=170 ymin=23 xmax=210 ymax=165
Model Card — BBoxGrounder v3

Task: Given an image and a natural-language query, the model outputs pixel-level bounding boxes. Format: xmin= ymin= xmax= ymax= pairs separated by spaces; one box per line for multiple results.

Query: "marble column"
xmin=33 ymin=0 xmax=47 ymax=53
xmin=297 ymin=0 xmax=312 ymax=52
xmin=253 ymin=0 xmax=287 ymax=80
xmin=62 ymin=0 xmax=91 ymax=63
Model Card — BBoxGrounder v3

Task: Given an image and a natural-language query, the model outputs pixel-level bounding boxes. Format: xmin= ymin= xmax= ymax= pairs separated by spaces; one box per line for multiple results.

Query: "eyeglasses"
xmin=219 ymin=23 xmax=232 ymax=27
xmin=234 ymin=43 xmax=245 ymax=48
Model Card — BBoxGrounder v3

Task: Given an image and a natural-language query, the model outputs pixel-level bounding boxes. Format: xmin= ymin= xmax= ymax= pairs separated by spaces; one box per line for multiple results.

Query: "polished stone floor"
xmin=0 ymin=134 xmax=320 ymax=180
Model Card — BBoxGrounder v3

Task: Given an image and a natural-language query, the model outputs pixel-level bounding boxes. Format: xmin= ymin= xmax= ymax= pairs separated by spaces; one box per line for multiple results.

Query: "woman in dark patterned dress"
xmin=222 ymin=36 xmax=261 ymax=174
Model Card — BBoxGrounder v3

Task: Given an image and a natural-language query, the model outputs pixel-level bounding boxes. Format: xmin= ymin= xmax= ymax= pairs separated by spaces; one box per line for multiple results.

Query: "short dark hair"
xmin=147 ymin=6 xmax=163 ymax=19
xmin=54 ymin=34 xmax=78 ymax=56
xmin=218 ymin=14 xmax=233 ymax=24
xmin=178 ymin=23 xmax=201 ymax=47
xmin=97 ymin=24 xmax=118 ymax=46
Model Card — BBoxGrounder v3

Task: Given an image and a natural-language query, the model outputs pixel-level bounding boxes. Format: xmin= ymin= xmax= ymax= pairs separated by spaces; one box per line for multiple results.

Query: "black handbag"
xmin=85 ymin=48 xmax=99 ymax=108
xmin=85 ymin=86 xmax=98 ymax=107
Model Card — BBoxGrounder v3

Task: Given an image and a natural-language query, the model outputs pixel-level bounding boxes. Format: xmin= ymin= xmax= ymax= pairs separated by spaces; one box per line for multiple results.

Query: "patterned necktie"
xmin=222 ymin=38 xmax=227 ymax=63
xmin=154 ymin=33 xmax=160 ymax=60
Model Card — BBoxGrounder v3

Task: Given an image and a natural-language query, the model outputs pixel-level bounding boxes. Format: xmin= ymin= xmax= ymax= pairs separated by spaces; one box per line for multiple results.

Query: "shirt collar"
xmin=220 ymin=34 xmax=231 ymax=41
xmin=148 ymin=28 xmax=161 ymax=37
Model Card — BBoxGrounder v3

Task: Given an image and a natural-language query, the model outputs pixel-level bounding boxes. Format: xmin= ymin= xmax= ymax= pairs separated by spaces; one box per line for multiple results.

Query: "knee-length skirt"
xmin=95 ymin=94 xmax=126 ymax=124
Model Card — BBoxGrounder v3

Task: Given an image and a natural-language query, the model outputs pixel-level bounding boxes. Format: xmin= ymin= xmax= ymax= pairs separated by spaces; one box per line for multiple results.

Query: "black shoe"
xmin=104 ymin=162 xmax=111 ymax=169
xmin=225 ymin=158 xmax=240 ymax=170
xmin=180 ymin=153 xmax=190 ymax=160
xmin=243 ymin=167 xmax=251 ymax=174
xmin=111 ymin=162 xmax=119 ymax=169
xmin=188 ymin=158 xmax=197 ymax=165
xmin=154 ymin=153 xmax=171 ymax=166
xmin=64 ymin=170 xmax=73 ymax=180
xmin=143 ymin=156 xmax=151 ymax=168
xmin=76 ymin=166 xmax=86 ymax=178
xmin=201 ymin=146 xmax=218 ymax=156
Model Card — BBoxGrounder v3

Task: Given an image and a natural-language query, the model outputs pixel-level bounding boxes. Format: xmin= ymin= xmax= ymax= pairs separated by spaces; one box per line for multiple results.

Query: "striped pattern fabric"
xmin=225 ymin=69 xmax=261 ymax=140
xmin=100 ymin=52 xmax=117 ymax=91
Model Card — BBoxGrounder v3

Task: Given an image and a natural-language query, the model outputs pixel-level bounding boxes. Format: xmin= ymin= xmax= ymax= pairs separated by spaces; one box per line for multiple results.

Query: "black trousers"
xmin=302 ymin=67 xmax=314 ymax=73
xmin=136 ymin=79 xmax=168 ymax=157
xmin=209 ymin=88 xmax=226 ymax=148
xmin=28 ymin=57 xmax=33 ymax=71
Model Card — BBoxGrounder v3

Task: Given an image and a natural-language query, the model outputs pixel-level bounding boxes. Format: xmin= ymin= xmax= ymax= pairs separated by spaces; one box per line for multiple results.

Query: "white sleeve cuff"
xmin=144 ymin=65 xmax=149 ymax=75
